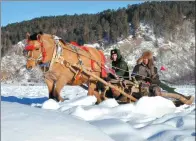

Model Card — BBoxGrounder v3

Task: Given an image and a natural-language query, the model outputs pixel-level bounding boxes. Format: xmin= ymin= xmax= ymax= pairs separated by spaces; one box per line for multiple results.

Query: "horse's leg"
xmin=44 ymin=70 xmax=67 ymax=102
xmin=53 ymin=77 xmax=69 ymax=102
xmin=45 ymin=78 xmax=55 ymax=99
xmin=100 ymin=86 xmax=109 ymax=101
xmin=88 ymin=81 xmax=102 ymax=104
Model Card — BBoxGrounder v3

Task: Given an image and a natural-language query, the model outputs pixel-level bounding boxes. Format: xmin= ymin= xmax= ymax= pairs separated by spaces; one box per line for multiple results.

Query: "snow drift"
xmin=1 ymin=84 xmax=195 ymax=141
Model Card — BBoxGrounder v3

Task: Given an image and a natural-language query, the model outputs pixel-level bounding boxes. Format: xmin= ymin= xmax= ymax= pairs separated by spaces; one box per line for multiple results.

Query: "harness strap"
xmin=49 ymin=40 xmax=57 ymax=71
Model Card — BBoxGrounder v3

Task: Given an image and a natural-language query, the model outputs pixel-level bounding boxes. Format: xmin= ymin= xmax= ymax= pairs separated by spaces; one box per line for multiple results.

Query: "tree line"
xmin=1 ymin=1 xmax=195 ymax=57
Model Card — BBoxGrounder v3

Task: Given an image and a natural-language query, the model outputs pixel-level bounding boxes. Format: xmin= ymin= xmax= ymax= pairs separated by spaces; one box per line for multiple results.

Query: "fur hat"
xmin=111 ymin=49 xmax=118 ymax=55
xmin=137 ymin=51 xmax=153 ymax=64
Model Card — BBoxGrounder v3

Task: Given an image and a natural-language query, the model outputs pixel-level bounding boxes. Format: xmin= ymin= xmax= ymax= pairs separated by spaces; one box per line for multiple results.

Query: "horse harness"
xmin=48 ymin=36 xmax=99 ymax=84
xmin=26 ymin=41 xmax=44 ymax=62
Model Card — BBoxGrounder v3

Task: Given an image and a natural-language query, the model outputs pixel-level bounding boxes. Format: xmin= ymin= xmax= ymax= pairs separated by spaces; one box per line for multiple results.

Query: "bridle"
xmin=25 ymin=39 xmax=46 ymax=65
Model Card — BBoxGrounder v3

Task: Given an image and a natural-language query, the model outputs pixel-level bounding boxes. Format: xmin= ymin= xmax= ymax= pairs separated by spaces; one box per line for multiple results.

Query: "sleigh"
xmin=58 ymin=62 xmax=194 ymax=106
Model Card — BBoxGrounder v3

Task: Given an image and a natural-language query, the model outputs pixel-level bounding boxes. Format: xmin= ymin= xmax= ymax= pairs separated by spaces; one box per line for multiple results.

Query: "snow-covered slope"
xmin=1 ymin=54 xmax=44 ymax=84
xmin=104 ymin=22 xmax=195 ymax=85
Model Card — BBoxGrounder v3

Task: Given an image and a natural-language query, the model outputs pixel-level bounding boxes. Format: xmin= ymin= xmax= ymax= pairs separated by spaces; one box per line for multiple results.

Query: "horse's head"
xmin=24 ymin=32 xmax=53 ymax=70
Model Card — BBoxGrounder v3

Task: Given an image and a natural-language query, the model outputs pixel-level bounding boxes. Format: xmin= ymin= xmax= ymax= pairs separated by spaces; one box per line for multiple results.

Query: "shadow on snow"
xmin=1 ymin=96 xmax=48 ymax=106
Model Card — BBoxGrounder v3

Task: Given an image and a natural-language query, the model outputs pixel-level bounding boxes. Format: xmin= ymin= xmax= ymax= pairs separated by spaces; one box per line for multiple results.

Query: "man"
xmin=132 ymin=51 xmax=161 ymax=97
xmin=131 ymin=51 xmax=194 ymax=106
xmin=96 ymin=49 xmax=129 ymax=99
xmin=109 ymin=49 xmax=129 ymax=80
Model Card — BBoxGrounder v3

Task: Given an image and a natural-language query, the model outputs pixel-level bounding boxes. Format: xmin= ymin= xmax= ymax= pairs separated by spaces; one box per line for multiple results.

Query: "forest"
xmin=1 ymin=1 xmax=195 ymax=57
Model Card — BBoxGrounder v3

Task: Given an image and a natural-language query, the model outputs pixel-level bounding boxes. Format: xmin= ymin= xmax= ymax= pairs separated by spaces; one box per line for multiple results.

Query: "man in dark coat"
xmin=96 ymin=49 xmax=129 ymax=99
xmin=131 ymin=51 xmax=161 ymax=97
xmin=109 ymin=49 xmax=129 ymax=80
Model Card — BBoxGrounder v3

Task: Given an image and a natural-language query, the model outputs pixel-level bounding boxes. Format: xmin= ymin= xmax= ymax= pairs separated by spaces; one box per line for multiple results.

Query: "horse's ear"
xmin=26 ymin=32 xmax=30 ymax=40
xmin=37 ymin=34 xmax=42 ymax=41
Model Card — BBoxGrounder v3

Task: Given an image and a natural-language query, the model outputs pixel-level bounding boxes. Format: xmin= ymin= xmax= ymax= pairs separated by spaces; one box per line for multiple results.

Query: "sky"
xmin=1 ymin=1 xmax=142 ymax=27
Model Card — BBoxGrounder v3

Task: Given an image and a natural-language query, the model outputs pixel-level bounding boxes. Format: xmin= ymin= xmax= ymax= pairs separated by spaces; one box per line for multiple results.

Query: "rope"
xmin=60 ymin=42 xmax=105 ymax=73
xmin=49 ymin=40 xmax=57 ymax=71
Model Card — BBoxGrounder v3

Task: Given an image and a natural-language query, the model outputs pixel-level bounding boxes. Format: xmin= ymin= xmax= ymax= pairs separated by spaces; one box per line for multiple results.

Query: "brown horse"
xmin=25 ymin=32 xmax=107 ymax=103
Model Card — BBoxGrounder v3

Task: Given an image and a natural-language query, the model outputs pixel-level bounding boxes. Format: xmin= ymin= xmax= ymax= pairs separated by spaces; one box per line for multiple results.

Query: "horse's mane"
xmin=29 ymin=31 xmax=43 ymax=40
xmin=59 ymin=39 xmax=67 ymax=45
xmin=29 ymin=31 xmax=68 ymax=46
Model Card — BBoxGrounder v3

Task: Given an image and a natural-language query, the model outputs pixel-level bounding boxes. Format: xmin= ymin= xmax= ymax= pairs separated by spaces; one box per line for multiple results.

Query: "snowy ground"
xmin=1 ymin=84 xmax=195 ymax=141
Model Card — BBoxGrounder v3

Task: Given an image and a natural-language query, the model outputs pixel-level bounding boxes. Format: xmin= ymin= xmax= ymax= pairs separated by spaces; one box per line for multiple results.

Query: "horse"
xmin=24 ymin=32 xmax=108 ymax=103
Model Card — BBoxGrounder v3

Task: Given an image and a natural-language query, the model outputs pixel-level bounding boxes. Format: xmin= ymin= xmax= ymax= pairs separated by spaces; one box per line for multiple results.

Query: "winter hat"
xmin=111 ymin=49 xmax=118 ymax=55
xmin=137 ymin=51 xmax=153 ymax=64
xmin=142 ymin=51 xmax=153 ymax=59
xmin=110 ymin=49 xmax=122 ymax=60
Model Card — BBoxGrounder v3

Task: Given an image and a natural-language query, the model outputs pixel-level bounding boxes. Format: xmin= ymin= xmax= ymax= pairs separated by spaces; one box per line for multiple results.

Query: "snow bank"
xmin=1 ymin=101 xmax=114 ymax=141
xmin=42 ymin=99 xmax=60 ymax=110
xmin=1 ymin=85 xmax=195 ymax=141
xmin=133 ymin=96 xmax=176 ymax=118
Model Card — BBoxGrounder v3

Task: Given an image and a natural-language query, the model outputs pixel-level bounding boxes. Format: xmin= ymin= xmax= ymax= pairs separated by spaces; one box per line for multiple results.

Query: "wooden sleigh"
xmin=60 ymin=61 xmax=194 ymax=106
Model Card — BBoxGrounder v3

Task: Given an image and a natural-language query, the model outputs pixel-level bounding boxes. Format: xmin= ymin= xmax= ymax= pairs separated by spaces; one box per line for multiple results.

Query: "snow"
xmin=1 ymin=84 xmax=195 ymax=141
xmin=83 ymin=43 xmax=100 ymax=48
xmin=99 ymin=98 xmax=119 ymax=108
xmin=133 ymin=96 xmax=176 ymax=118
xmin=42 ymin=99 xmax=60 ymax=110
xmin=1 ymin=101 xmax=114 ymax=141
